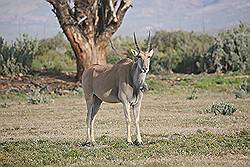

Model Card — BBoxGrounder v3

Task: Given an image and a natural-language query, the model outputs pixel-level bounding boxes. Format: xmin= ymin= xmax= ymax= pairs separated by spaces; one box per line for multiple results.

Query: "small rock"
xmin=17 ymin=77 xmax=22 ymax=81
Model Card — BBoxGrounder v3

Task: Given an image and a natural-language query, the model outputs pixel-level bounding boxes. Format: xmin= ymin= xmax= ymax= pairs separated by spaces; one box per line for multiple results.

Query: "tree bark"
xmin=47 ymin=0 xmax=132 ymax=81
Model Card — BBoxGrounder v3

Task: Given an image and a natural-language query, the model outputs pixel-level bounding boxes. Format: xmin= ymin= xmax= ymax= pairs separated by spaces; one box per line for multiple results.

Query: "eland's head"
xmin=131 ymin=32 xmax=154 ymax=73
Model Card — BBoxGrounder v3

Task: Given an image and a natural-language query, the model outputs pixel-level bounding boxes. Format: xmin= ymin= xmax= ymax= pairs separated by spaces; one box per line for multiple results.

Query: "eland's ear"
xmin=131 ymin=49 xmax=138 ymax=56
xmin=148 ymin=49 xmax=154 ymax=58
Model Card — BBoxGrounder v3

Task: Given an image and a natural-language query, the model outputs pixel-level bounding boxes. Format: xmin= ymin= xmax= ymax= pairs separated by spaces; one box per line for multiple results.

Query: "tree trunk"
xmin=47 ymin=0 xmax=132 ymax=81
xmin=62 ymin=26 xmax=107 ymax=80
xmin=74 ymin=41 xmax=107 ymax=80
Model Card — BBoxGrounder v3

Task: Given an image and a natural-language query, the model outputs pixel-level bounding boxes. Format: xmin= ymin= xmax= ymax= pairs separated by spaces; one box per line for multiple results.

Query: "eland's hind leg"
xmin=85 ymin=97 xmax=93 ymax=144
xmin=90 ymin=95 xmax=102 ymax=143
xmin=86 ymin=94 xmax=102 ymax=145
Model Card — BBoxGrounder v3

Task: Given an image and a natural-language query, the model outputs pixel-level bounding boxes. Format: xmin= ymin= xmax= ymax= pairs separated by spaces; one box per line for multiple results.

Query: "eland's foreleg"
xmin=133 ymin=93 xmax=143 ymax=145
xmin=122 ymin=102 xmax=132 ymax=144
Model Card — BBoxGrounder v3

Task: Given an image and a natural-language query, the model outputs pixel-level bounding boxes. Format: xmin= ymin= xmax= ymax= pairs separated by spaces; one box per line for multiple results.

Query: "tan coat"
xmin=82 ymin=58 xmax=144 ymax=104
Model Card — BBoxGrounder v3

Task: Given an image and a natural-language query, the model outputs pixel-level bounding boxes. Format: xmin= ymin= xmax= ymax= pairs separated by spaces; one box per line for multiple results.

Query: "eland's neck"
xmin=131 ymin=61 xmax=147 ymax=91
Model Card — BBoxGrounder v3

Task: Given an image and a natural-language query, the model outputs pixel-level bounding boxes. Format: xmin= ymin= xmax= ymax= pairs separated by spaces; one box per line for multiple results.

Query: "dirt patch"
xmin=0 ymin=92 xmax=249 ymax=141
xmin=0 ymin=71 xmax=80 ymax=95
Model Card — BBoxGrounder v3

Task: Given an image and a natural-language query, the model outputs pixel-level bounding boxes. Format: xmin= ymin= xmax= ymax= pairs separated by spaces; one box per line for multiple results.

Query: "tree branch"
xmin=74 ymin=0 xmax=97 ymax=39
xmin=97 ymin=0 xmax=133 ymax=45
xmin=47 ymin=0 xmax=89 ymax=51
xmin=47 ymin=0 xmax=76 ymax=27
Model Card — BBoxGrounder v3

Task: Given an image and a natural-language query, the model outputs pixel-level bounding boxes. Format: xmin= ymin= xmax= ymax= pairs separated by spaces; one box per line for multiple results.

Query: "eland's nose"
xmin=143 ymin=67 xmax=148 ymax=72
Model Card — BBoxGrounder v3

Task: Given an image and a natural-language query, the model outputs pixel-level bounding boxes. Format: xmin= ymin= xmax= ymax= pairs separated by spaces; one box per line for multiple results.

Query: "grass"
xmin=146 ymin=79 xmax=167 ymax=93
xmin=193 ymin=75 xmax=246 ymax=91
xmin=0 ymin=130 xmax=249 ymax=166
xmin=145 ymin=74 xmax=249 ymax=94
xmin=0 ymin=92 xmax=27 ymax=103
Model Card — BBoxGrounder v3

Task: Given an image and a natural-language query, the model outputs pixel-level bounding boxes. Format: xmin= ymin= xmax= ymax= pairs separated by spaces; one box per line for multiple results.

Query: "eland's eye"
xmin=137 ymin=55 xmax=142 ymax=59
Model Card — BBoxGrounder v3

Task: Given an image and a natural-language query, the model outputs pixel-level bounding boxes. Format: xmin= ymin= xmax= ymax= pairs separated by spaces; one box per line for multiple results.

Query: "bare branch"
xmin=93 ymin=0 xmax=99 ymax=27
xmin=47 ymin=0 xmax=76 ymax=26
xmin=108 ymin=0 xmax=118 ymax=22
xmin=109 ymin=39 xmax=127 ymax=56
xmin=47 ymin=0 xmax=89 ymax=48
xmin=97 ymin=0 xmax=133 ymax=44
xmin=74 ymin=0 xmax=97 ymax=38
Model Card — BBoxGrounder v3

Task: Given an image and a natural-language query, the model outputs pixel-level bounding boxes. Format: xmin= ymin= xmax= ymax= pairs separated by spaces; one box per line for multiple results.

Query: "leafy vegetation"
xmin=33 ymin=32 xmax=75 ymax=72
xmin=205 ymin=102 xmax=238 ymax=115
xmin=187 ymin=89 xmax=198 ymax=100
xmin=240 ymin=80 xmax=250 ymax=93
xmin=150 ymin=30 xmax=214 ymax=74
xmin=0 ymin=34 xmax=39 ymax=75
xmin=109 ymin=22 xmax=250 ymax=75
xmin=233 ymin=79 xmax=250 ymax=98
xmin=0 ymin=131 xmax=248 ymax=166
xmin=28 ymin=90 xmax=52 ymax=105
xmin=0 ymin=23 xmax=249 ymax=76
xmin=107 ymin=36 xmax=136 ymax=64
xmin=197 ymin=22 xmax=250 ymax=73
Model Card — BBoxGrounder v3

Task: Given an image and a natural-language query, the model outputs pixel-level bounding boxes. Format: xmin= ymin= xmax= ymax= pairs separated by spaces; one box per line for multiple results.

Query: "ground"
xmin=0 ymin=74 xmax=249 ymax=166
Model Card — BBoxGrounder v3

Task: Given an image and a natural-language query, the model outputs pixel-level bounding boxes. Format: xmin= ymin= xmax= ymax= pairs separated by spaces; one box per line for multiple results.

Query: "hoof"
xmin=134 ymin=140 xmax=143 ymax=146
xmin=82 ymin=141 xmax=96 ymax=147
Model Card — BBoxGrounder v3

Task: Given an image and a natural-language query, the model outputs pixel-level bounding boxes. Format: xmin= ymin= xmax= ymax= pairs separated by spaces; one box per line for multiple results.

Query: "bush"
xmin=239 ymin=80 xmax=250 ymax=93
xmin=107 ymin=53 xmax=123 ymax=64
xmin=197 ymin=22 xmax=250 ymax=73
xmin=233 ymin=80 xmax=250 ymax=98
xmin=187 ymin=89 xmax=198 ymax=100
xmin=32 ymin=33 xmax=75 ymax=72
xmin=32 ymin=50 xmax=75 ymax=72
xmin=107 ymin=32 xmax=214 ymax=75
xmin=205 ymin=102 xmax=238 ymax=115
xmin=28 ymin=90 xmax=52 ymax=105
xmin=150 ymin=30 xmax=214 ymax=74
xmin=107 ymin=36 xmax=136 ymax=64
xmin=0 ymin=34 xmax=39 ymax=76
xmin=107 ymin=23 xmax=249 ymax=75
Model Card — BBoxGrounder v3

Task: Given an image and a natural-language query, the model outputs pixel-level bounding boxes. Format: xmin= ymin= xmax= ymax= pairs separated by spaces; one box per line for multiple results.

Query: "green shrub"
xmin=72 ymin=87 xmax=84 ymax=96
xmin=240 ymin=80 xmax=250 ymax=93
xmin=205 ymin=102 xmax=238 ymax=115
xmin=0 ymin=34 xmax=39 ymax=75
xmin=197 ymin=22 xmax=250 ymax=73
xmin=32 ymin=33 xmax=75 ymax=72
xmin=151 ymin=30 xmax=214 ymax=74
xmin=28 ymin=90 xmax=51 ymax=105
xmin=233 ymin=79 xmax=250 ymax=98
xmin=107 ymin=23 xmax=249 ymax=75
xmin=187 ymin=89 xmax=198 ymax=100
xmin=32 ymin=50 xmax=75 ymax=72
xmin=107 ymin=53 xmax=123 ymax=64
